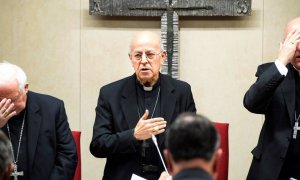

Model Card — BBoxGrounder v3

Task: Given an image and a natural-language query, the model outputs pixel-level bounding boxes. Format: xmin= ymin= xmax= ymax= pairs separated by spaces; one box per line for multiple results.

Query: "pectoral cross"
xmin=11 ymin=165 xmax=23 ymax=180
xmin=293 ymin=121 xmax=300 ymax=139
xmin=141 ymin=140 xmax=150 ymax=157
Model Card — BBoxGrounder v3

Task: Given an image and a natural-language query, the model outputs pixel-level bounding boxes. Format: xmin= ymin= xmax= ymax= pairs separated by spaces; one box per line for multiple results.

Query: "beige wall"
xmin=0 ymin=0 xmax=299 ymax=179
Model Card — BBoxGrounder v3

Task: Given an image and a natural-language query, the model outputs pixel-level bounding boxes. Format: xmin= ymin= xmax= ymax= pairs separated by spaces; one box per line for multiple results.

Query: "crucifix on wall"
xmin=89 ymin=0 xmax=251 ymax=79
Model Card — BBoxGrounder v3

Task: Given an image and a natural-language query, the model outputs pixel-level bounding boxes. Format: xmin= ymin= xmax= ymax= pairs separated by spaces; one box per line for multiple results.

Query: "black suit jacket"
xmin=2 ymin=91 xmax=78 ymax=180
xmin=90 ymin=74 xmax=196 ymax=180
xmin=244 ymin=63 xmax=296 ymax=180
xmin=172 ymin=168 xmax=213 ymax=180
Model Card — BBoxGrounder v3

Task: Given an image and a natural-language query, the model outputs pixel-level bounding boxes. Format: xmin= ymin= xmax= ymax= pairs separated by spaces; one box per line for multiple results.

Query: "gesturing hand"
xmin=133 ymin=110 xmax=167 ymax=140
xmin=0 ymin=99 xmax=16 ymax=128
xmin=278 ymin=27 xmax=300 ymax=65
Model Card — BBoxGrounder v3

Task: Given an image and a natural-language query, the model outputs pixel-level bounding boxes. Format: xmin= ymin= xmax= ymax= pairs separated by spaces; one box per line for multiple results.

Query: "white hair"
xmin=0 ymin=61 xmax=27 ymax=92
xmin=128 ymin=41 xmax=165 ymax=53
xmin=128 ymin=31 xmax=165 ymax=53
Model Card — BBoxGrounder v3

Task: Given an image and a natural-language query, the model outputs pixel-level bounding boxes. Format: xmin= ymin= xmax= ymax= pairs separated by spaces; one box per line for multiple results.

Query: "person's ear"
xmin=164 ymin=149 xmax=174 ymax=175
xmin=160 ymin=51 xmax=167 ymax=65
xmin=212 ymin=148 xmax=222 ymax=179
xmin=128 ymin=53 xmax=135 ymax=67
xmin=24 ymin=83 xmax=29 ymax=94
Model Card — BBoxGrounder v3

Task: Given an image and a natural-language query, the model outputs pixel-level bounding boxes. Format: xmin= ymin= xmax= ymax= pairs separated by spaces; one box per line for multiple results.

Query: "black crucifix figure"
xmin=90 ymin=0 xmax=251 ymax=78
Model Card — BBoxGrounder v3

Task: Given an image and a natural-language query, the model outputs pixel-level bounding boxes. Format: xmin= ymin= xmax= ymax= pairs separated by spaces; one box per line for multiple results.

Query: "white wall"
xmin=0 ymin=0 xmax=299 ymax=179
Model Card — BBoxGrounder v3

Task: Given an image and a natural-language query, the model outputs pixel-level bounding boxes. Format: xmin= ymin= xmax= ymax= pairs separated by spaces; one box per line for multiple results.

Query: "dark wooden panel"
xmin=90 ymin=0 xmax=251 ymax=17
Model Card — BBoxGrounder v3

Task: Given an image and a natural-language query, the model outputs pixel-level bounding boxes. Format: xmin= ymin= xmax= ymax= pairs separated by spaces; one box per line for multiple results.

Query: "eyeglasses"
xmin=130 ymin=50 xmax=163 ymax=61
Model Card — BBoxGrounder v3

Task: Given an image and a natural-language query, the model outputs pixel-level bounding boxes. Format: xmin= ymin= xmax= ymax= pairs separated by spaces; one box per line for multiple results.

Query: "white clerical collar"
xmin=143 ymin=86 xmax=153 ymax=91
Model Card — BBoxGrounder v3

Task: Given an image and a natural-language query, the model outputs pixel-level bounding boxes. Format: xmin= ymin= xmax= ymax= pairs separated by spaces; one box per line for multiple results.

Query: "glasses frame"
xmin=129 ymin=50 xmax=164 ymax=62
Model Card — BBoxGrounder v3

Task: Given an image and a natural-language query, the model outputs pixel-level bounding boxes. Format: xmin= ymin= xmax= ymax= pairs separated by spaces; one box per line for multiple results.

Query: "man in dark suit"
xmin=159 ymin=113 xmax=221 ymax=180
xmin=0 ymin=62 xmax=77 ymax=180
xmin=0 ymin=130 xmax=14 ymax=180
xmin=244 ymin=17 xmax=300 ymax=179
xmin=90 ymin=31 xmax=196 ymax=180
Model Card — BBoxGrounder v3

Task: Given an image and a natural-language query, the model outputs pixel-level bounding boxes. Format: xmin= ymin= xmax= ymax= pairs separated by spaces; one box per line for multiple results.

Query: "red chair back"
xmin=72 ymin=131 xmax=81 ymax=180
xmin=213 ymin=122 xmax=229 ymax=180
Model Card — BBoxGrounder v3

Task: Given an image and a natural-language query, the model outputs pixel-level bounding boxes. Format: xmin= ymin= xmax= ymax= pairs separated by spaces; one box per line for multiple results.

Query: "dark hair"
xmin=0 ymin=130 xmax=13 ymax=177
xmin=165 ymin=112 xmax=219 ymax=162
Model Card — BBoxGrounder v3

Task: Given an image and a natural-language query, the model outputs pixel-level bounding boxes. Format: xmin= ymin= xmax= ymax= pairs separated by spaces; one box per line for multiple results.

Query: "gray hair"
xmin=0 ymin=130 xmax=13 ymax=177
xmin=0 ymin=61 xmax=27 ymax=92
xmin=128 ymin=31 xmax=165 ymax=53
xmin=128 ymin=41 xmax=165 ymax=53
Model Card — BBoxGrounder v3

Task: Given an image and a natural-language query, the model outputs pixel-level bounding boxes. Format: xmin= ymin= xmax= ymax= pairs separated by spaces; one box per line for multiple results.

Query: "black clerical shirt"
xmin=279 ymin=69 xmax=300 ymax=179
xmin=136 ymin=79 xmax=162 ymax=180
xmin=4 ymin=110 xmax=28 ymax=180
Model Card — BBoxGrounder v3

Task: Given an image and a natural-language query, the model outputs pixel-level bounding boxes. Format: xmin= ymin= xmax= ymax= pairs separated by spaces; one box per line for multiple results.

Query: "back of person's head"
xmin=0 ymin=130 xmax=13 ymax=180
xmin=0 ymin=61 xmax=27 ymax=92
xmin=166 ymin=112 xmax=219 ymax=163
